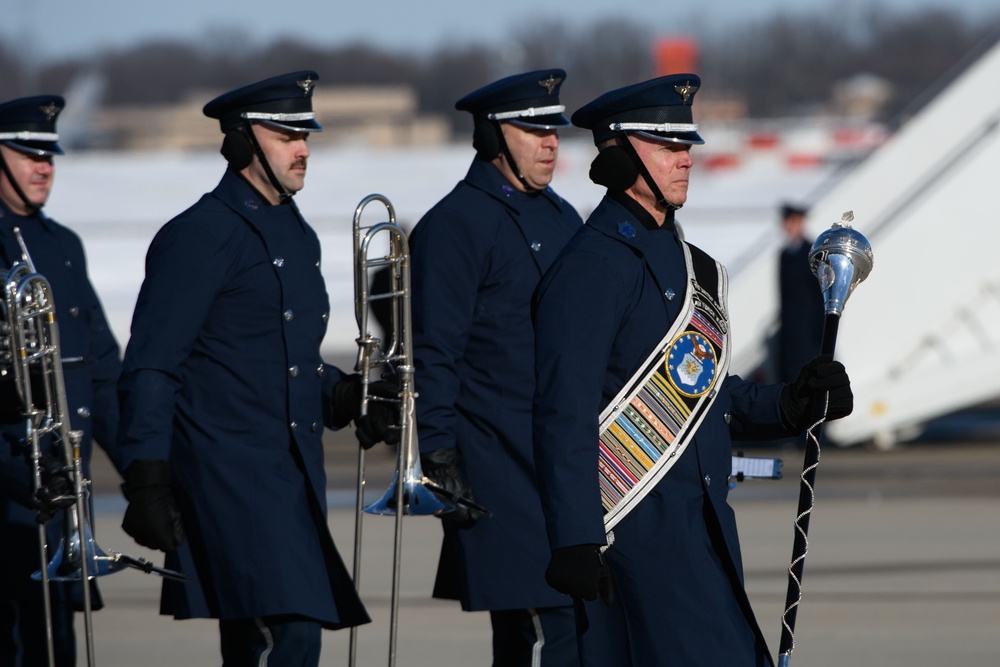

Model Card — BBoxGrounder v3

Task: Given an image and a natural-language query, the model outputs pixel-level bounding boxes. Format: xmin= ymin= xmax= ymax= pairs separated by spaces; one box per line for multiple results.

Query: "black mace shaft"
xmin=777 ymin=312 xmax=841 ymax=667
xmin=777 ymin=211 xmax=872 ymax=666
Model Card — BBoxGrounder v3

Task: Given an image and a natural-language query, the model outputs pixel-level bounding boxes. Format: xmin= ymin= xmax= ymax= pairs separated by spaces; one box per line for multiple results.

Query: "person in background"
xmin=410 ymin=69 xmax=584 ymax=666
xmin=777 ymin=202 xmax=825 ymax=382
xmin=114 ymin=71 xmax=396 ymax=667
xmin=0 ymin=94 xmax=122 ymax=667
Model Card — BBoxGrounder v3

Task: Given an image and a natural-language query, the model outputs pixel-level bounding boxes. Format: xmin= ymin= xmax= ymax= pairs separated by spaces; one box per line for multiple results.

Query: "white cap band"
xmin=242 ymin=111 xmax=316 ymax=122
xmin=610 ymin=121 xmax=699 ymax=133
xmin=0 ymin=131 xmax=59 ymax=141
xmin=488 ymin=104 xmax=566 ymax=121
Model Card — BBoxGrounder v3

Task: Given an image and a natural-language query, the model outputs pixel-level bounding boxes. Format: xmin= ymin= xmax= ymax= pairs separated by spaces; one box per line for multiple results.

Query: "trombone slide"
xmin=348 ymin=194 xmax=449 ymax=667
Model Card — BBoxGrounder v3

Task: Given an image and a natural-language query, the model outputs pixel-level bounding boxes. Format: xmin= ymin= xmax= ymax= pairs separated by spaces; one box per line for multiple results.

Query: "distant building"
xmin=831 ymin=73 xmax=894 ymax=120
xmin=91 ymin=85 xmax=451 ymax=151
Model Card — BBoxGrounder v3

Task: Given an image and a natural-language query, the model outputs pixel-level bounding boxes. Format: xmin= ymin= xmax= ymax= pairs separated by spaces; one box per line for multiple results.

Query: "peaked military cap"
xmin=204 ymin=70 xmax=323 ymax=133
xmin=781 ymin=202 xmax=809 ymax=219
xmin=0 ymin=95 xmax=66 ymax=156
xmin=572 ymin=73 xmax=704 ymax=145
xmin=456 ymin=69 xmax=570 ymax=129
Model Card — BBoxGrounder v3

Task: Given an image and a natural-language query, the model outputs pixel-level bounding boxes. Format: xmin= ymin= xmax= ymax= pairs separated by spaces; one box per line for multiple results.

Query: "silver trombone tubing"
xmin=348 ymin=194 xmax=450 ymax=667
xmin=4 ymin=255 xmax=101 ymax=667
xmin=4 ymin=229 xmax=186 ymax=667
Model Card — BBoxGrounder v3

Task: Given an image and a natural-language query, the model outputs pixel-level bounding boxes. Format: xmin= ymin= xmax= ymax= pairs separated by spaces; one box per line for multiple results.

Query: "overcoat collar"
xmin=586 ymin=193 xmax=686 ymax=303
xmin=0 ymin=198 xmax=62 ymax=267
xmin=463 ymin=158 xmax=570 ymax=276
xmin=463 ymin=158 xmax=568 ymax=216
xmin=211 ymin=168 xmax=307 ymax=234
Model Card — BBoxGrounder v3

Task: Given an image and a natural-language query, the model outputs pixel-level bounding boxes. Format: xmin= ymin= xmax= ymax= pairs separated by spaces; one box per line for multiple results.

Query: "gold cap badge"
xmin=674 ymin=81 xmax=698 ymax=105
xmin=538 ymin=74 xmax=562 ymax=95
xmin=297 ymin=77 xmax=316 ymax=96
xmin=39 ymin=101 xmax=62 ymax=120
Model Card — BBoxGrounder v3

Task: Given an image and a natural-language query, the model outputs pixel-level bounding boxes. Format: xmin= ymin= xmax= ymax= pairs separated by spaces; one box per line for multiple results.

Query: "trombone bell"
xmin=364 ymin=470 xmax=455 ymax=516
xmin=33 ymin=520 xmax=128 ymax=582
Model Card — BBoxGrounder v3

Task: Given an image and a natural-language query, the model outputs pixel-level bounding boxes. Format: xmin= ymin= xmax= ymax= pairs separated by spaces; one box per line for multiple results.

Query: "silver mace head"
xmin=808 ymin=211 xmax=874 ymax=317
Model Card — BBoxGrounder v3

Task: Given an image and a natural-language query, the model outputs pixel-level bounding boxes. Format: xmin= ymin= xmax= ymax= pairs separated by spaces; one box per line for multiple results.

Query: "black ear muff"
xmin=472 ymin=119 xmax=501 ymax=160
xmin=221 ymin=130 xmax=254 ymax=170
xmin=589 ymin=146 xmax=639 ymax=191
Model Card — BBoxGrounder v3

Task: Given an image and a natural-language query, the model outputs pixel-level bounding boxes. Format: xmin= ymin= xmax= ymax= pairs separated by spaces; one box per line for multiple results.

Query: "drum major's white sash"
xmin=599 ymin=242 xmax=731 ymax=534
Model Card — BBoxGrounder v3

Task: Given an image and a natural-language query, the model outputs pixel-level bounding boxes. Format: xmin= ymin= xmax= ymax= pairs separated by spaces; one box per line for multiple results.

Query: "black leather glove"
xmin=32 ymin=453 xmax=76 ymax=524
xmin=332 ymin=373 xmax=401 ymax=449
xmin=779 ymin=355 xmax=854 ymax=432
xmin=421 ymin=447 xmax=482 ymax=527
xmin=120 ymin=460 xmax=184 ymax=552
xmin=545 ymin=544 xmax=613 ymax=603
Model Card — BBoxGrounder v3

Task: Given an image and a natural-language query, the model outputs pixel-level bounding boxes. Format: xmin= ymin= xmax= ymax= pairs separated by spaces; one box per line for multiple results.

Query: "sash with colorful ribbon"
xmin=599 ymin=242 xmax=731 ymax=533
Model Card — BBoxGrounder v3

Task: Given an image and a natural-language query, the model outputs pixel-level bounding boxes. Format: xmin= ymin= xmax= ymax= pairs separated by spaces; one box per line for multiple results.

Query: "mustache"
xmin=290 ymin=158 xmax=307 ymax=169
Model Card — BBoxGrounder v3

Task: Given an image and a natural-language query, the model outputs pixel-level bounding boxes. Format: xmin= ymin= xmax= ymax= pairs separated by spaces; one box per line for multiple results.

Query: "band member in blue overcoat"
xmin=115 ymin=72 xmax=396 ymax=666
xmin=531 ymin=75 xmax=855 ymax=665
xmin=410 ymin=70 xmax=584 ymax=666
xmin=0 ymin=95 xmax=122 ymax=667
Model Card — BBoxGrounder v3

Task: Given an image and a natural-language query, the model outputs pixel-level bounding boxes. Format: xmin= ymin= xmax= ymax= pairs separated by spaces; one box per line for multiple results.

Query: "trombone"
xmin=2 ymin=227 xmax=185 ymax=667
xmin=348 ymin=194 xmax=450 ymax=667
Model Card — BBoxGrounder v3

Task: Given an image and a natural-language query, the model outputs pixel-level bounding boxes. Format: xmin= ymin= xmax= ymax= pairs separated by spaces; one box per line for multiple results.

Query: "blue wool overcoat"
xmin=411 ymin=159 xmax=582 ymax=611
xmin=117 ymin=170 xmax=368 ymax=628
xmin=533 ymin=192 xmax=793 ymax=666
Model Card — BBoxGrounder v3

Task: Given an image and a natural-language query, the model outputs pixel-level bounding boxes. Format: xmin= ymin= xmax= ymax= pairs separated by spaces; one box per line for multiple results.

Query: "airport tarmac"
xmin=76 ymin=434 xmax=1000 ymax=666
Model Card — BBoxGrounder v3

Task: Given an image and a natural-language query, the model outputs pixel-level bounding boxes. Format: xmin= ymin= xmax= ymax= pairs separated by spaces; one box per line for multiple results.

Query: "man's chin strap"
xmin=243 ymin=121 xmax=293 ymax=202
xmin=0 ymin=149 xmax=41 ymax=214
xmin=617 ymin=133 xmax=682 ymax=212
xmin=496 ymin=121 xmax=537 ymax=193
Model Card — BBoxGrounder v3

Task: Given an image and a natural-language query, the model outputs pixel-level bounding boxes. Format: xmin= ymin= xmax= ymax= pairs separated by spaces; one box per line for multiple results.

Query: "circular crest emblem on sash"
xmin=665 ymin=330 xmax=717 ymax=397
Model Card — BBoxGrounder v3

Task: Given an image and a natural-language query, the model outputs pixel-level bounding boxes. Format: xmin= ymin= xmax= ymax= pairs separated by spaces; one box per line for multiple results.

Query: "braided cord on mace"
xmin=778 ymin=212 xmax=874 ymax=667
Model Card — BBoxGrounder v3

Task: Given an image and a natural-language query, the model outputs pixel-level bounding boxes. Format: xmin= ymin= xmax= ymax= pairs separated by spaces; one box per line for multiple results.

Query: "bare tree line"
xmin=1 ymin=5 xmax=997 ymax=133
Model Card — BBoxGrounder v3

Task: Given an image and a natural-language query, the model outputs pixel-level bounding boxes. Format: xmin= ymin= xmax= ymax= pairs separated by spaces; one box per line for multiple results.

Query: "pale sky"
xmin=4 ymin=0 xmax=998 ymax=64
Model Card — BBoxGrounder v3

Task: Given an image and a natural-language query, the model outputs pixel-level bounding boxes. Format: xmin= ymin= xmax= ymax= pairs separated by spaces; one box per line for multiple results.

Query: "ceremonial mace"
xmin=777 ymin=211 xmax=874 ymax=667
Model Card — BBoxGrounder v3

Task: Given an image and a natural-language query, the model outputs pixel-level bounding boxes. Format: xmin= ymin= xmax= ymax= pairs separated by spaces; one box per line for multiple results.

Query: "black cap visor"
xmin=506 ymin=112 xmax=570 ymax=131
xmin=633 ymin=129 xmax=704 ymax=145
xmin=250 ymin=115 xmax=323 ymax=133
xmin=1 ymin=138 xmax=64 ymax=156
